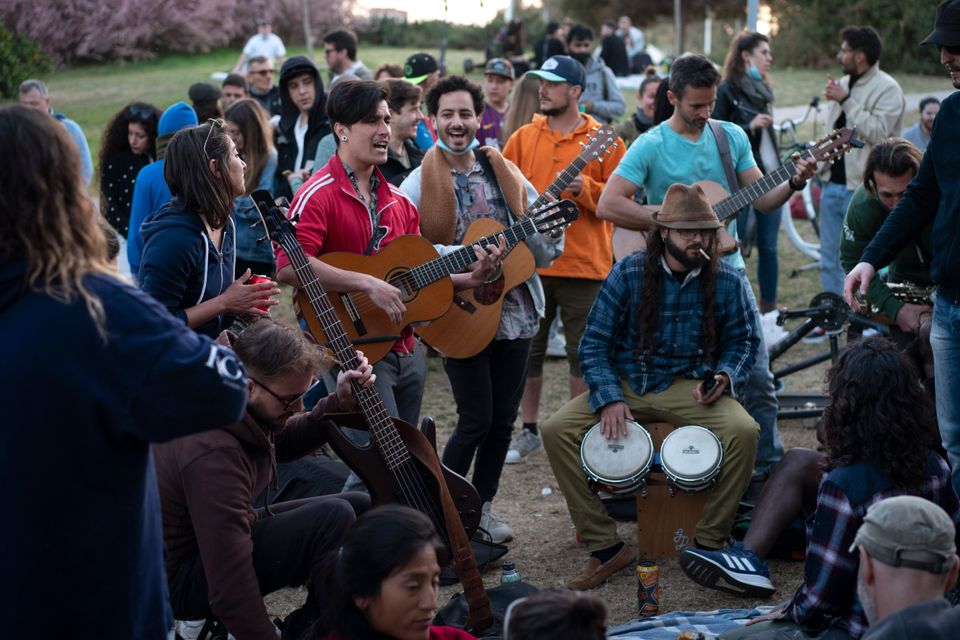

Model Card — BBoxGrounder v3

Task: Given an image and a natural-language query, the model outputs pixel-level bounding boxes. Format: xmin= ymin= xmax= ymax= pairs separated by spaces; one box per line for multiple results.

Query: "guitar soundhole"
xmin=473 ymin=277 xmax=504 ymax=305
xmin=385 ymin=267 xmax=416 ymax=303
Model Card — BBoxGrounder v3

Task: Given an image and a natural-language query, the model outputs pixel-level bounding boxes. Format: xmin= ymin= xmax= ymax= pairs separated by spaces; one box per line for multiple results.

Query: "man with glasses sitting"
xmin=155 ymin=320 xmax=375 ymax=640
xmin=246 ymin=55 xmax=283 ymax=117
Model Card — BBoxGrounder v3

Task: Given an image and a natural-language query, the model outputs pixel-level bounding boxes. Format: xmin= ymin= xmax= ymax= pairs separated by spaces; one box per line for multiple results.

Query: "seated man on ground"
xmin=541 ymin=183 xmax=761 ymax=590
xmin=679 ymin=337 xmax=959 ymax=640
xmin=155 ymin=320 xmax=375 ymax=639
xmin=856 ymin=496 xmax=960 ymax=639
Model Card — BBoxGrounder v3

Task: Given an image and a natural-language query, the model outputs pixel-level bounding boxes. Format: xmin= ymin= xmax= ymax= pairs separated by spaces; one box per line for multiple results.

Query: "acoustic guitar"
xmin=299 ymin=199 xmax=579 ymax=363
xmin=610 ymin=127 xmax=863 ymax=262
xmin=418 ymin=125 xmax=620 ymax=359
xmin=253 ymin=191 xmax=495 ymax=633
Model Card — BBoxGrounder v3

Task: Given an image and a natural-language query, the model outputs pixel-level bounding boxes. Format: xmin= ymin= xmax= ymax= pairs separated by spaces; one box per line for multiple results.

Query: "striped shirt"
xmin=476 ymin=102 xmax=508 ymax=150
xmin=579 ymin=252 xmax=760 ymax=413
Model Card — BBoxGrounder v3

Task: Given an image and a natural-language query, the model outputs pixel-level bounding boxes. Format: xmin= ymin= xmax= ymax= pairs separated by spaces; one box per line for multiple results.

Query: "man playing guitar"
xmin=596 ymin=54 xmax=818 ymax=477
xmin=275 ymin=79 xmax=501 ymax=430
xmin=399 ymin=75 xmax=564 ymax=543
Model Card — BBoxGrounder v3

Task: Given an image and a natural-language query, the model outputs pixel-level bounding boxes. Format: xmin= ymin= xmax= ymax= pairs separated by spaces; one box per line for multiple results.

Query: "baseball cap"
xmin=484 ymin=58 xmax=515 ymax=80
xmin=922 ymin=0 xmax=960 ymax=47
xmin=528 ymin=55 xmax=585 ymax=88
xmin=404 ymin=52 xmax=439 ymax=85
xmin=850 ymin=496 xmax=957 ymax=574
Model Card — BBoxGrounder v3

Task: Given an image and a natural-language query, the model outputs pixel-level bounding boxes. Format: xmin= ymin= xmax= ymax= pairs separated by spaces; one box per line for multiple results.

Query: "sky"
xmin=357 ymin=0 xmax=527 ymax=26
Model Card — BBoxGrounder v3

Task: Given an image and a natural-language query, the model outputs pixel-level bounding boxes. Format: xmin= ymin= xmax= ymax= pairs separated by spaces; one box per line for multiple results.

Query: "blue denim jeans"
xmin=931 ymin=296 xmax=960 ymax=494
xmin=818 ymin=182 xmax=854 ymax=295
xmin=738 ymin=269 xmax=785 ymax=472
xmin=755 ymin=205 xmax=782 ymax=305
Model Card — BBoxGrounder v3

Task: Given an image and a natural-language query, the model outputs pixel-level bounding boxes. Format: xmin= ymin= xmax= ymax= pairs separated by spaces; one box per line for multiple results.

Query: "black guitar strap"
xmin=708 ymin=119 xmax=741 ymax=194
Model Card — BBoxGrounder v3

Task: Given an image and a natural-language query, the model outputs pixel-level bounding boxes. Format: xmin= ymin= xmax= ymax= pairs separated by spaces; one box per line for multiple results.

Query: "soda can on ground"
xmin=636 ymin=561 xmax=660 ymax=618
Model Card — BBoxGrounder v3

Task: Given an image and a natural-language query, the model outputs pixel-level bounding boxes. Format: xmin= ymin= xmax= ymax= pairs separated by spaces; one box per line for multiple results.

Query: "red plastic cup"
xmin=247 ymin=274 xmax=273 ymax=312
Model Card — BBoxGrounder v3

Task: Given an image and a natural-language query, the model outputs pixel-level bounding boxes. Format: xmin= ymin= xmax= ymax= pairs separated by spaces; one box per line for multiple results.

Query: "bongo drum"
xmin=658 ymin=425 xmax=723 ymax=493
xmin=580 ymin=420 xmax=654 ymax=495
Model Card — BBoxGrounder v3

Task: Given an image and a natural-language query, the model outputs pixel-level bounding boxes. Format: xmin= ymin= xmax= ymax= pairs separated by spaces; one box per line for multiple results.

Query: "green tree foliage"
xmin=767 ymin=0 xmax=940 ymax=74
xmin=0 ymin=26 xmax=51 ymax=99
xmin=556 ymin=0 xmax=746 ymax=28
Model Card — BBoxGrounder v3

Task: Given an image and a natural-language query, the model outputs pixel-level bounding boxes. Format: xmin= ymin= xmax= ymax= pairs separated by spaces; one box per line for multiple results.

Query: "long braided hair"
xmin=634 ymin=229 xmax=720 ymax=362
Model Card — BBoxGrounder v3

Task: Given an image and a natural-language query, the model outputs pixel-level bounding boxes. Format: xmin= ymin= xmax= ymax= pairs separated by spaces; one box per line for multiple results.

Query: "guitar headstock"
xmin=580 ymin=125 xmax=619 ymax=163
xmin=251 ymin=189 xmax=295 ymax=245
xmin=530 ymin=198 xmax=580 ymax=233
xmin=807 ymin=127 xmax=865 ymax=164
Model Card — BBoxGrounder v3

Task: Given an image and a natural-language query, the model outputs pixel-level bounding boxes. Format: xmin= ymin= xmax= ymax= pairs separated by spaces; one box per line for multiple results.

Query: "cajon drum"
xmin=636 ymin=422 xmax=715 ymax=558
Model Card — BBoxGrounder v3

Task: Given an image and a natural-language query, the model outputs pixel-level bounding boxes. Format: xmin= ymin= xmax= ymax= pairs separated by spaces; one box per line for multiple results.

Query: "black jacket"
xmin=713 ymin=80 xmax=778 ymax=174
xmin=275 ymin=56 xmax=331 ymax=200
xmin=380 ymin=139 xmax=425 ymax=187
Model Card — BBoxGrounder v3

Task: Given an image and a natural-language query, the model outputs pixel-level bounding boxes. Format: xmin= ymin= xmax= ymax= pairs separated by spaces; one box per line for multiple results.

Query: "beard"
xmin=248 ymin=401 xmax=289 ymax=434
xmin=541 ymin=105 xmax=567 ymax=116
xmin=664 ymin=232 xmax=708 ymax=270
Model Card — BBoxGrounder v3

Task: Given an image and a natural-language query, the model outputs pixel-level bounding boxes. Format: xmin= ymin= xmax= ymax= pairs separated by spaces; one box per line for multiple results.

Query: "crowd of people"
xmin=5 ymin=3 xmax=960 ymax=640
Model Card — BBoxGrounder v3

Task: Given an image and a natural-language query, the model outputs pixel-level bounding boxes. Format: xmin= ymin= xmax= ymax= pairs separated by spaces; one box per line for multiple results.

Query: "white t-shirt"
xmin=293 ymin=116 xmax=309 ymax=171
xmin=242 ymin=33 xmax=286 ymax=65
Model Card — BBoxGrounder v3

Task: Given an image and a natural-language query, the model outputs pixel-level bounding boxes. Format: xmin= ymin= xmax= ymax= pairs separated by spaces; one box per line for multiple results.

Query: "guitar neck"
xmin=405 ymin=217 xmax=538 ymax=290
xmin=711 ymin=156 xmax=801 ymax=221
xmin=280 ymin=236 xmax=410 ymax=469
xmin=530 ymin=154 xmax=589 ymax=212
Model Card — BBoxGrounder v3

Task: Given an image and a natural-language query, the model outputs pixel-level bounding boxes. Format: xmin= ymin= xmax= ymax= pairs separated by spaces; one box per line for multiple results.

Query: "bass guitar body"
xmin=320 ymin=414 xmax=482 ymax=538
xmin=297 ymin=235 xmax=454 ymax=363
xmin=417 ymin=217 xmax=535 ymax=358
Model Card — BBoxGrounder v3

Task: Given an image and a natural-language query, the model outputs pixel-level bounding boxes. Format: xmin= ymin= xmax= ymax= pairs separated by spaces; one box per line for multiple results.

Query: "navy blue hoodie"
xmin=139 ymin=197 xmax=237 ymax=338
xmin=0 ymin=257 xmax=248 ymax=639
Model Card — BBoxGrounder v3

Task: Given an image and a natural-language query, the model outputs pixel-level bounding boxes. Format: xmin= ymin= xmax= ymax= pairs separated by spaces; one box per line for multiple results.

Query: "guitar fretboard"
xmin=279 ymin=234 xmax=411 ymax=471
xmin=711 ymin=155 xmax=804 ymax=221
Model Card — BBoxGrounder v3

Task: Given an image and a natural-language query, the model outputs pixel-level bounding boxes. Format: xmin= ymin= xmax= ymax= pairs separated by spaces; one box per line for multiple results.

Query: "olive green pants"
xmin=541 ymin=377 xmax=759 ymax=551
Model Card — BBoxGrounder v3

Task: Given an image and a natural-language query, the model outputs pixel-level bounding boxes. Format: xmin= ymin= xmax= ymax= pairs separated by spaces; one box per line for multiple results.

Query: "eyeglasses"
xmin=941 ymin=44 xmax=960 ymax=55
xmin=251 ymin=376 xmax=322 ymax=411
xmin=202 ymin=118 xmax=225 ymax=158
xmin=250 ymin=69 xmax=275 ymax=76
xmin=125 ymin=104 xmax=155 ymax=121
xmin=672 ymin=228 xmax=710 ymax=239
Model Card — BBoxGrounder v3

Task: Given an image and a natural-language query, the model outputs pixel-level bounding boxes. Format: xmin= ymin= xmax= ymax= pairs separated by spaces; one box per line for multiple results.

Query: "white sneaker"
xmin=479 ymin=501 xmax=514 ymax=543
xmin=505 ymin=429 xmax=542 ymax=464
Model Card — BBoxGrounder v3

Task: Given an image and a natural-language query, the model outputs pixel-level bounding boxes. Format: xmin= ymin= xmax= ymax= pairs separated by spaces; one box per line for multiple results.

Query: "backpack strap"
xmin=708 ymin=119 xmax=740 ymax=193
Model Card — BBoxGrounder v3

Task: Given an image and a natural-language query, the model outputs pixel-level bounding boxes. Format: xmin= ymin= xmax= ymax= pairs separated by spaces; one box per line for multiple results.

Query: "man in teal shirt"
xmin=597 ymin=54 xmax=817 ymax=479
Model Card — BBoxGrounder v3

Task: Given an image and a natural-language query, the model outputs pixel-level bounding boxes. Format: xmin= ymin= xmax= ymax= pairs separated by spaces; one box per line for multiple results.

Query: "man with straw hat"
xmin=540 ymin=182 xmax=761 ymax=590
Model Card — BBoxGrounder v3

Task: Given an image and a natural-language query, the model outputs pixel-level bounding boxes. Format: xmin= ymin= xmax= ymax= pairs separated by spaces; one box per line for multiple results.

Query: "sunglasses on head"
xmin=126 ymin=104 xmax=155 ymax=121
xmin=203 ymin=118 xmax=225 ymax=158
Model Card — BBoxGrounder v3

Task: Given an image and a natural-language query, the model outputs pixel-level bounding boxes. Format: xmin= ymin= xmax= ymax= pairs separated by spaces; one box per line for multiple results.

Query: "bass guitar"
xmin=610 ymin=127 xmax=863 ymax=261
xmin=301 ymin=199 xmax=579 ymax=363
xmin=253 ymin=191 xmax=495 ymax=633
xmin=418 ymin=125 xmax=620 ymax=359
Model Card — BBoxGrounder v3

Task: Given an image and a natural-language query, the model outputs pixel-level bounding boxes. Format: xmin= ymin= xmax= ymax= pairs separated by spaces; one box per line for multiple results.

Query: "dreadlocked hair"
xmin=634 ymin=230 xmax=719 ymax=361
xmin=819 ymin=336 xmax=938 ymax=490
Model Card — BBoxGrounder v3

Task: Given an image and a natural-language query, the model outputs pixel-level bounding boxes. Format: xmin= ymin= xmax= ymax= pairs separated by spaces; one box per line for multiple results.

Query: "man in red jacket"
xmin=154 ymin=321 xmax=375 ymax=640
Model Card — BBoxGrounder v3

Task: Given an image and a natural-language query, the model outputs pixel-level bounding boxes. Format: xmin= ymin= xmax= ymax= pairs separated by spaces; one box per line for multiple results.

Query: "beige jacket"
xmin=820 ymin=63 xmax=905 ymax=189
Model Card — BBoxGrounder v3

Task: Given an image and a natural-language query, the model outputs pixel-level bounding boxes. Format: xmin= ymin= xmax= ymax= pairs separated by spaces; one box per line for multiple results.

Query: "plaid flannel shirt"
xmin=579 ymin=252 xmax=760 ymax=412
xmin=783 ymin=453 xmax=960 ymax=639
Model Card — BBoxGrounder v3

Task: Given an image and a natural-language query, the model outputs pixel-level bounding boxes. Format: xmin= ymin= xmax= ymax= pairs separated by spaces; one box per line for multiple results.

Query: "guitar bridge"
xmin=452 ymin=294 xmax=477 ymax=314
xmin=340 ymin=293 xmax=367 ymax=336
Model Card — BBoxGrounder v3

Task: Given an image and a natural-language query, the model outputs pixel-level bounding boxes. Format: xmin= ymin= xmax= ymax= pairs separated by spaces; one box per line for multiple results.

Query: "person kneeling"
xmin=155 ymin=320 xmax=375 ymax=639
xmin=541 ymin=183 xmax=761 ymax=590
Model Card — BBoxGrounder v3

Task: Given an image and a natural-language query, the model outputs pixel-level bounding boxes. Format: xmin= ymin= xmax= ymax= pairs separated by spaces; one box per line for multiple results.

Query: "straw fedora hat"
xmin=652 ymin=183 xmax=721 ymax=230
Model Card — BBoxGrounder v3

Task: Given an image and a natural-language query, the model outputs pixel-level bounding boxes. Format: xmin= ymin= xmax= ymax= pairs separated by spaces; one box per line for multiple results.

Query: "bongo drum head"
xmin=660 ymin=425 xmax=722 ymax=487
xmin=580 ymin=420 xmax=653 ymax=485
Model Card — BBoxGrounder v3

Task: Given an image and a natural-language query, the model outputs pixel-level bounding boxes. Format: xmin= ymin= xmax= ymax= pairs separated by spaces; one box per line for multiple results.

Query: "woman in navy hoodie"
xmin=139 ymin=120 xmax=280 ymax=337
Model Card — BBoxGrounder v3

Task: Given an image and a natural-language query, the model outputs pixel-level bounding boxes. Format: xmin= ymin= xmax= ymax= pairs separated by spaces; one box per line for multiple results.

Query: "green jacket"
xmin=840 ymin=184 xmax=933 ymax=320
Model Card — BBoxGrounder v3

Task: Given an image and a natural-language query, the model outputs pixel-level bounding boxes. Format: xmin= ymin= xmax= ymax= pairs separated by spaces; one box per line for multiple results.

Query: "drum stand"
xmin=769 ymin=292 xmax=885 ymax=419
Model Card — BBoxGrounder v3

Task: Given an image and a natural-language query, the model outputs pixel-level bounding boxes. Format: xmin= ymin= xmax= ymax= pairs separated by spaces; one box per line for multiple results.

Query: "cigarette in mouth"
xmin=699 ymin=248 xmax=711 ymax=260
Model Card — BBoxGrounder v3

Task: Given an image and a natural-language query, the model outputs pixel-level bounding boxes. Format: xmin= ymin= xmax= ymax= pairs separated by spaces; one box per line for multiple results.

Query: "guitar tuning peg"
xmin=579 ymin=141 xmax=586 ymax=148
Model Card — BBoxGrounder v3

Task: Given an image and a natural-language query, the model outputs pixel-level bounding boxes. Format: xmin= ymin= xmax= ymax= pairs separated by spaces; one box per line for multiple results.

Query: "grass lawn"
xmin=29 ymin=45 xmax=950 ymax=166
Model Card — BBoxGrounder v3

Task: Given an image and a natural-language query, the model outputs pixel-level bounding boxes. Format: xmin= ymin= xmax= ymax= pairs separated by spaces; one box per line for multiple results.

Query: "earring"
xmin=340 ymin=135 xmax=348 ymax=141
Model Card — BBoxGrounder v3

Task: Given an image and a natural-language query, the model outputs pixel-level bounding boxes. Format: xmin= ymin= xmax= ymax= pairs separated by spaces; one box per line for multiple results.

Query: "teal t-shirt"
xmin=614 ymin=120 xmax=757 ymax=271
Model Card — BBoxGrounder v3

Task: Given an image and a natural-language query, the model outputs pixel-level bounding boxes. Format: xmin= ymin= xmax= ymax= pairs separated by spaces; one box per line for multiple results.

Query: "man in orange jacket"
xmin=502 ymin=55 xmax=625 ymax=462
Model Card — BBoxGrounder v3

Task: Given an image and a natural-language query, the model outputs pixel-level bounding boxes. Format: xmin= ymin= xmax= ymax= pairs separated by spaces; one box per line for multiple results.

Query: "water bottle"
xmin=500 ymin=561 xmax=521 ymax=585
